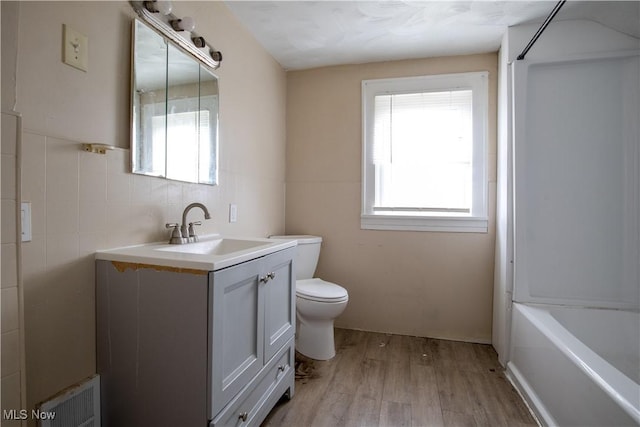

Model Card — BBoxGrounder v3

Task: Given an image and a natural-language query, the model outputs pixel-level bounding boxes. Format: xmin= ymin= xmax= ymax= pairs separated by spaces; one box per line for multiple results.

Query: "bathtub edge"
xmin=506 ymin=362 xmax=552 ymax=427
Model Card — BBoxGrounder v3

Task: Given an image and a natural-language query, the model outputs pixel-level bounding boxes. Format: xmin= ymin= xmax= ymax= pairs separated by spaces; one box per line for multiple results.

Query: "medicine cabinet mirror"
xmin=131 ymin=19 xmax=219 ymax=185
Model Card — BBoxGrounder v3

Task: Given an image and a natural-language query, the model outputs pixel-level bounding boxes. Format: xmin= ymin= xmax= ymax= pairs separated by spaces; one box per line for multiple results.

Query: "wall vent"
xmin=37 ymin=374 xmax=100 ymax=427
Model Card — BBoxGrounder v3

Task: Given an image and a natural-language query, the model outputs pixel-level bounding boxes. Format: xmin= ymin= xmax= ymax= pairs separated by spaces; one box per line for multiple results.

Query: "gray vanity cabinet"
xmin=97 ymin=247 xmax=295 ymax=427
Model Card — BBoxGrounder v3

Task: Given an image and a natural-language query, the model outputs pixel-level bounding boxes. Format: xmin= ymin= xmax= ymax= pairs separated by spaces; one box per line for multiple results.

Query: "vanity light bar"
xmin=130 ymin=1 xmax=222 ymax=71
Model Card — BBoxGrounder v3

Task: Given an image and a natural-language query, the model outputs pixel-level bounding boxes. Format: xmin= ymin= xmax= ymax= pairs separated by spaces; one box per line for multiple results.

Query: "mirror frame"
xmin=131 ymin=2 xmax=221 ymax=71
xmin=130 ymin=7 xmax=220 ymax=185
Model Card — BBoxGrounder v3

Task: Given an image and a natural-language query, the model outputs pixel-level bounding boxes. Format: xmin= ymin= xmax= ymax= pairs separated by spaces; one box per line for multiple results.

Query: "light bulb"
xmin=171 ymin=16 xmax=196 ymax=32
xmin=144 ymin=0 xmax=172 ymax=15
xmin=155 ymin=0 xmax=172 ymax=15
xmin=180 ymin=16 xmax=196 ymax=32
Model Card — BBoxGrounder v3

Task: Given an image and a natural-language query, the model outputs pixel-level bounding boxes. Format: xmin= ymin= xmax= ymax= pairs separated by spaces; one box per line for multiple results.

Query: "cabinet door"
xmin=97 ymin=262 xmax=209 ymax=427
xmin=210 ymin=258 xmax=264 ymax=418
xmin=262 ymin=247 xmax=296 ymax=362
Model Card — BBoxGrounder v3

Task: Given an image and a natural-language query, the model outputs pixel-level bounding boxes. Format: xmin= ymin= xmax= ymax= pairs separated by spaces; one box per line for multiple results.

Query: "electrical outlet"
xmin=63 ymin=24 xmax=88 ymax=72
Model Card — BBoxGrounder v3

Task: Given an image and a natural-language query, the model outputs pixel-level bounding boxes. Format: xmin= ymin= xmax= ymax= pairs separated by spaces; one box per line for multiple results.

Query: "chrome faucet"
xmin=181 ymin=202 xmax=211 ymax=243
xmin=165 ymin=202 xmax=212 ymax=244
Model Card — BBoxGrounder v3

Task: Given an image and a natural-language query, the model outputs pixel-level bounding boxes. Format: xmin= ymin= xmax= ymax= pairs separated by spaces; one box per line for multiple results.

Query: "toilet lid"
xmin=296 ymin=278 xmax=348 ymax=302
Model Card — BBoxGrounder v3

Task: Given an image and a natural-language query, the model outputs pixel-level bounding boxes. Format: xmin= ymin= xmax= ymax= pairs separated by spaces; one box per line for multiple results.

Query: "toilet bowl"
xmin=296 ymin=278 xmax=348 ymax=360
xmin=269 ymin=235 xmax=349 ymax=360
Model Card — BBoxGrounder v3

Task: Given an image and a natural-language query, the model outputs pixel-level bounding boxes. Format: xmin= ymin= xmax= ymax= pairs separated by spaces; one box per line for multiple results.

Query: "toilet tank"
xmin=269 ymin=235 xmax=322 ymax=280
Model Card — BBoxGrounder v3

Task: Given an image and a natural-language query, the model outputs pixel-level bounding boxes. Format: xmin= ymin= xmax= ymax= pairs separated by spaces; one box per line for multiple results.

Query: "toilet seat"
xmin=296 ymin=278 xmax=348 ymax=303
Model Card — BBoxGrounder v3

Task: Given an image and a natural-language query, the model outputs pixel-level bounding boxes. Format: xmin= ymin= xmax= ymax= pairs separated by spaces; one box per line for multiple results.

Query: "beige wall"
xmin=12 ymin=1 xmax=286 ymax=415
xmin=286 ymin=53 xmax=498 ymax=342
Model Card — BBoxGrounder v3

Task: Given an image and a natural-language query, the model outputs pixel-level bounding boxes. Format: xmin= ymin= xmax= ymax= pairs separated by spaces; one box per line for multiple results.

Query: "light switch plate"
xmin=21 ymin=202 xmax=32 ymax=242
xmin=229 ymin=204 xmax=237 ymax=223
xmin=63 ymin=24 xmax=88 ymax=72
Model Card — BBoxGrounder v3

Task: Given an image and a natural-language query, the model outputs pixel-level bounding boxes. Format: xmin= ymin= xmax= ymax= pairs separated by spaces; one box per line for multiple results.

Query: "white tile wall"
xmin=21 ymin=130 xmax=285 ymax=407
xmin=1 ymin=287 xmax=19 ymax=332
xmin=1 ymin=243 xmax=17 ymax=285
xmin=1 ymin=199 xmax=17 ymax=244
xmin=1 ymin=372 xmax=22 ymax=427
xmin=1 ymin=112 xmax=23 ymax=421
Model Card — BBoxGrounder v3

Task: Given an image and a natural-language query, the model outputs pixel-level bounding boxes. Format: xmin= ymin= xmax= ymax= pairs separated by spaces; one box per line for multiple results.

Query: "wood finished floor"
xmin=262 ymin=328 xmax=537 ymax=427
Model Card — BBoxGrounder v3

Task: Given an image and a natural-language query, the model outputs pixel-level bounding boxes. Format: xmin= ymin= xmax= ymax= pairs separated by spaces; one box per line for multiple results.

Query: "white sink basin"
xmin=95 ymin=235 xmax=296 ymax=271
xmin=155 ymin=238 xmax=269 ymax=256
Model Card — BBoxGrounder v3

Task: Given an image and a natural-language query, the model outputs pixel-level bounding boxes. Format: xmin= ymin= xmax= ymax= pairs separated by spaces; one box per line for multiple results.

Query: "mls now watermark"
xmin=3 ymin=409 xmax=56 ymax=421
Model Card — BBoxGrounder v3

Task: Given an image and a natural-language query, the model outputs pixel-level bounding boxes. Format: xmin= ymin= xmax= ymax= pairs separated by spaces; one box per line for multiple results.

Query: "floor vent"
xmin=37 ymin=374 xmax=100 ymax=427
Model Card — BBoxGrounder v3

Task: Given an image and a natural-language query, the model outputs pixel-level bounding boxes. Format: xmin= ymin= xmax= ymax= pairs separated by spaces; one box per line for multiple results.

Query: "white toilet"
xmin=269 ymin=235 xmax=348 ymax=360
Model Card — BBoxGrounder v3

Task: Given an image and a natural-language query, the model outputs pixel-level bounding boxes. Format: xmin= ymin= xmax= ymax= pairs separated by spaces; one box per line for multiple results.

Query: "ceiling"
xmin=225 ymin=1 xmax=640 ymax=70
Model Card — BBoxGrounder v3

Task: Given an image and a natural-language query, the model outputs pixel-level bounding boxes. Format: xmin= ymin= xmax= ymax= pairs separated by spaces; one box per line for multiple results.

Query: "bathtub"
xmin=507 ymin=303 xmax=640 ymax=426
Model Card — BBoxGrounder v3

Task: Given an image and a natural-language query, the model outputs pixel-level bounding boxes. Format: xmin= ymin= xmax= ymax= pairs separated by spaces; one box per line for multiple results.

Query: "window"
xmin=142 ymin=95 xmax=217 ymax=184
xmin=361 ymin=72 xmax=489 ymax=232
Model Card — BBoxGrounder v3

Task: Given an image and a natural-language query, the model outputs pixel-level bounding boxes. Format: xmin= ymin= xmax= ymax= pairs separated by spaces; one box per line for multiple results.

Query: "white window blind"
xmin=169 ymin=110 xmax=205 ymax=182
xmin=152 ymin=109 xmax=210 ymax=183
xmin=373 ymin=90 xmax=473 ymax=212
xmin=362 ymin=72 xmax=488 ymax=232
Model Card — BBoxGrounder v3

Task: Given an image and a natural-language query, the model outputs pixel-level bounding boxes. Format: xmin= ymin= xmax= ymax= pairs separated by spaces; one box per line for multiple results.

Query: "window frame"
xmin=361 ymin=71 xmax=489 ymax=233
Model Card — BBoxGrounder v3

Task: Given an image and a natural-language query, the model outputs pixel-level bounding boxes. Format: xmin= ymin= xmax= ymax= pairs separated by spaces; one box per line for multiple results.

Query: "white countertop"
xmin=95 ymin=234 xmax=296 ymax=271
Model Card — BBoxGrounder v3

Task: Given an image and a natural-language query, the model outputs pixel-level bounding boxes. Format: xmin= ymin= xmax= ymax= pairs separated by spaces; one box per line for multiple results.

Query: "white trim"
xmin=361 ymin=214 xmax=488 ymax=233
xmin=132 ymin=12 xmax=220 ymax=72
xmin=505 ymin=363 xmax=550 ymax=427
xmin=361 ymin=71 xmax=489 ymax=233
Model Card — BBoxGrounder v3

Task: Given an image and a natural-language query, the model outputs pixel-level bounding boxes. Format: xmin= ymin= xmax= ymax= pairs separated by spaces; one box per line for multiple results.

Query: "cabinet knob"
xmin=259 ymin=272 xmax=276 ymax=283
xmin=239 ymin=411 xmax=248 ymax=422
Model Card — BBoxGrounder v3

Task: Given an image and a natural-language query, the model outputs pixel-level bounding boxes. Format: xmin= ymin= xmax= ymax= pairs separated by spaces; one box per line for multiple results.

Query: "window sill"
xmin=360 ymin=214 xmax=488 ymax=233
